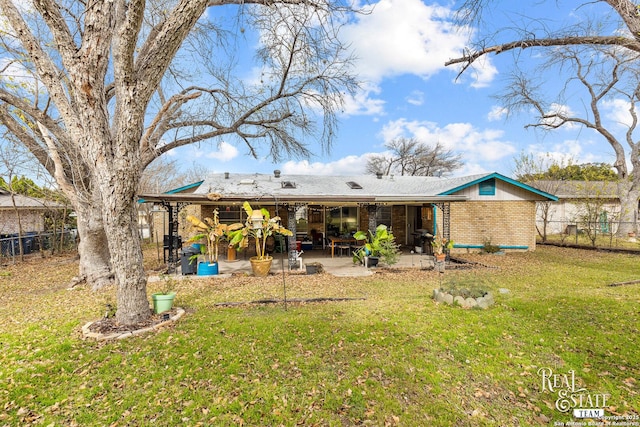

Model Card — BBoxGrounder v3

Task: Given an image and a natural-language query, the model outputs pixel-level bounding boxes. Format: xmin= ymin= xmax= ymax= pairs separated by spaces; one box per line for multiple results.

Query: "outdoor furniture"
xmin=328 ymin=236 xmax=356 ymax=258
xmin=337 ymin=244 xmax=351 ymax=257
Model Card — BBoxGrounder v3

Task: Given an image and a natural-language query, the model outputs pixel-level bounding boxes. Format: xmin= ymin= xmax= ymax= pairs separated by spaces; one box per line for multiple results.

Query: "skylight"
xmin=281 ymin=181 xmax=296 ymax=189
xmin=346 ymin=181 xmax=362 ymax=189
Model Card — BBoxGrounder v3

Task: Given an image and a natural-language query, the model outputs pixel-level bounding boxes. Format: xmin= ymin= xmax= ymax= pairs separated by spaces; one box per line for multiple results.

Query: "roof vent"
xmin=224 ymin=172 xmax=229 ymax=179
xmin=346 ymin=181 xmax=362 ymax=189
xmin=281 ymin=181 xmax=296 ymax=189
xmin=376 ymin=172 xmax=383 ymax=179
xmin=274 ymin=170 xmax=281 ymax=178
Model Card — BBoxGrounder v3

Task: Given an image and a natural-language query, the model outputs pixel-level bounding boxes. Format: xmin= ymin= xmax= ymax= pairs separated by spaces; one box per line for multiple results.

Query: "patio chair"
xmin=336 ymin=244 xmax=351 ymax=257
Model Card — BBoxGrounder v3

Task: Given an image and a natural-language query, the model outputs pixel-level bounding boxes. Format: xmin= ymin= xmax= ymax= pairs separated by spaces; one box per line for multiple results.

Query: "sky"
xmin=0 ymin=0 xmax=624 ymax=182
xmin=165 ymin=0 xmax=623 ymax=180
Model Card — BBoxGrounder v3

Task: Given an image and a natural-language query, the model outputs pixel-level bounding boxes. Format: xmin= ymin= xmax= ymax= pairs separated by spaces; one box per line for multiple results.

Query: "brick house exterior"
xmin=140 ymin=172 xmax=556 ymax=259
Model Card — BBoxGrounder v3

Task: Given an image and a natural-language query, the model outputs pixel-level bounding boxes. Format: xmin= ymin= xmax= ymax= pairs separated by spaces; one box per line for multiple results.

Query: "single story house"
xmin=0 ymin=188 xmax=68 ymax=255
xmin=139 ymin=171 xmax=557 ymax=263
xmin=0 ymin=188 xmax=64 ymax=235
xmin=529 ymin=180 xmax=628 ymax=235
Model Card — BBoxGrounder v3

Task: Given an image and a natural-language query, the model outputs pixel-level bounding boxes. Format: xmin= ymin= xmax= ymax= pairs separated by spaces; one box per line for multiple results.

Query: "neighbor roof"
xmin=0 ymin=189 xmax=65 ymax=209
xmin=138 ymin=171 xmax=557 ymax=205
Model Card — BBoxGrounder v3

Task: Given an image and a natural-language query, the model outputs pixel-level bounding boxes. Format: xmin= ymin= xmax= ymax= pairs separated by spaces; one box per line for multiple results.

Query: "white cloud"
xmin=339 ymin=0 xmax=492 ymax=115
xmin=487 ymin=105 xmax=508 ymax=122
xmin=205 ymin=141 xmax=239 ymax=162
xmin=406 ymin=90 xmax=424 ymax=106
xmin=379 ymin=118 xmax=517 ymax=163
xmin=601 ymin=98 xmax=633 ymax=128
xmin=186 ymin=141 xmax=239 ymax=162
xmin=541 ymin=103 xmax=577 ymax=129
xmin=342 ymin=0 xmax=472 ymax=83
xmin=280 ymin=155 xmax=370 ymax=175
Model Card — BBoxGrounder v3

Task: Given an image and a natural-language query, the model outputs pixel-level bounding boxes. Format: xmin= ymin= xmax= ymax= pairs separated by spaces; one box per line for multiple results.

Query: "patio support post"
xmin=158 ymin=201 xmax=190 ymax=273
xmin=367 ymin=204 xmax=378 ymax=234
xmin=287 ymin=205 xmax=298 ymax=269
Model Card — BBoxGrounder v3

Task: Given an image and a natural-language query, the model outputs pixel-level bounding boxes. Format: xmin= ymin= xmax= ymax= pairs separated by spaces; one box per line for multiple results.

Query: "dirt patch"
xmin=85 ymin=307 xmax=183 ymax=338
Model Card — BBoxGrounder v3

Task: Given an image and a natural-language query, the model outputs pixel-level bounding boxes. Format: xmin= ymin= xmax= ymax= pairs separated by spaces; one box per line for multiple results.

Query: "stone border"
xmin=81 ymin=307 xmax=185 ymax=341
xmin=432 ymin=289 xmax=494 ymax=309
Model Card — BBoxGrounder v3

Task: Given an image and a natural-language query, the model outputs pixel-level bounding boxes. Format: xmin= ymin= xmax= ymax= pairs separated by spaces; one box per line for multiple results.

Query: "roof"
xmin=440 ymin=172 xmax=558 ymax=201
xmin=138 ymin=171 xmax=557 ymax=205
xmin=528 ymin=180 xmax=618 ymax=199
xmin=0 ymin=189 xmax=66 ymax=210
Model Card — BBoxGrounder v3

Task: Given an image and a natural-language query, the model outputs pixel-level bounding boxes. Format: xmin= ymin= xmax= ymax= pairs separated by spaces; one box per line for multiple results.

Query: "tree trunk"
xmin=98 ymin=174 xmax=149 ymax=325
xmin=75 ymin=198 xmax=114 ymax=290
xmin=618 ymin=181 xmax=639 ymax=235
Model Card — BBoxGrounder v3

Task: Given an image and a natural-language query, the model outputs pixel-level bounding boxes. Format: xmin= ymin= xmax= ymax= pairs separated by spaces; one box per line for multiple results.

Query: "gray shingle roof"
xmin=194 ymin=172 xmax=480 ymax=198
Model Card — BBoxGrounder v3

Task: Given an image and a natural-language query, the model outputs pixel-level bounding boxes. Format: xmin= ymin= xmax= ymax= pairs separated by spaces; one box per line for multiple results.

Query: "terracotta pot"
xmin=435 ymin=253 xmax=446 ymax=262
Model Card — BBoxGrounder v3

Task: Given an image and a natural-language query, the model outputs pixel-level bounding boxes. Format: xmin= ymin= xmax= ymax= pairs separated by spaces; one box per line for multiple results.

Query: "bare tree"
xmin=447 ymin=2 xmax=640 ymax=235
xmin=0 ymin=0 xmax=357 ymax=325
xmin=497 ymin=46 xmax=640 ymax=234
xmin=513 ymin=152 xmax=576 ymax=241
xmin=366 ymin=137 xmax=462 ymax=177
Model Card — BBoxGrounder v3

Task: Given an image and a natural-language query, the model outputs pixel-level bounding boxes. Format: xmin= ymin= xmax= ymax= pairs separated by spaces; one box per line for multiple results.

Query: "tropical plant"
xmin=352 ymin=224 xmax=401 ymax=266
xmin=431 ymin=234 xmax=454 ymax=255
xmin=186 ymin=209 xmax=228 ymax=263
xmin=227 ymin=202 xmax=293 ymax=260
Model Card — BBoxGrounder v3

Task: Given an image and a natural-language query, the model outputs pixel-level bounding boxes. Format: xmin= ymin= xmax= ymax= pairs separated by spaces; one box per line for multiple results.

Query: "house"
xmin=0 ymin=188 xmax=68 ymax=255
xmin=139 ymin=171 xmax=557 ymax=262
xmin=529 ymin=180 xmax=624 ymax=235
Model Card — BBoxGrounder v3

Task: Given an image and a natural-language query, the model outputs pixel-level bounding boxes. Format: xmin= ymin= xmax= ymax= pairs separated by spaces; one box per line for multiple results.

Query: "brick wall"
xmin=0 ymin=210 xmax=45 ymax=235
xmin=449 ymin=200 xmax=537 ymax=252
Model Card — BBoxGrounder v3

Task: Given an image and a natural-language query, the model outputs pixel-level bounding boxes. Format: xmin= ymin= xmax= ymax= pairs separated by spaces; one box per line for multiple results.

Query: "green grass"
xmin=0 ymin=246 xmax=638 ymax=426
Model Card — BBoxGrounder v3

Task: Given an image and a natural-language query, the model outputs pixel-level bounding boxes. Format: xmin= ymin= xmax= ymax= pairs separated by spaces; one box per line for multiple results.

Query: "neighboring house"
xmin=140 ymin=171 xmax=557 ymax=258
xmin=0 ymin=188 xmax=62 ymax=235
xmin=529 ymin=181 xmax=623 ymax=235
xmin=0 ymin=188 xmax=68 ymax=255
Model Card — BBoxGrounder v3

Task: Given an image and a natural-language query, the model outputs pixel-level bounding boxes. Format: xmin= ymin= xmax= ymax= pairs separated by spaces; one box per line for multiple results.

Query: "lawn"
xmin=0 ymin=246 xmax=638 ymax=426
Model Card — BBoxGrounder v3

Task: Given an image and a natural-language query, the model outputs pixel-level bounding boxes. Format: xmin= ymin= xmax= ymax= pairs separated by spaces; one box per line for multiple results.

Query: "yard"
xmin=0 ymin=246 xmax=638 ymax=426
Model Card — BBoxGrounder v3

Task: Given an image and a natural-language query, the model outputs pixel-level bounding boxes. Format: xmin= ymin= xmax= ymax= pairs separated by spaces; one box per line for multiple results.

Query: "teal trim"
xmin=453 ymin=244 xmax=529 ymax=250
xmin=138 ymin=180 xmax=204 ymax=203
xmin=165 ymin=180 xmax=204 ymax=194
xmin=439 ymin=172 xmax=558 ymax=201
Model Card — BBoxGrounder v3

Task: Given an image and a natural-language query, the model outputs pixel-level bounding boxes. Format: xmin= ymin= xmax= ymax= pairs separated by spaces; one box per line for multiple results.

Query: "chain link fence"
xmin=537 ymin=220 xmax=640 ymax=249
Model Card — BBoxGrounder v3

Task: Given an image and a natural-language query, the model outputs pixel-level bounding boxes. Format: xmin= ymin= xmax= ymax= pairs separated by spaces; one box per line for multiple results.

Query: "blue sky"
xmin=168 ymin=0 xmax=624 ymax=179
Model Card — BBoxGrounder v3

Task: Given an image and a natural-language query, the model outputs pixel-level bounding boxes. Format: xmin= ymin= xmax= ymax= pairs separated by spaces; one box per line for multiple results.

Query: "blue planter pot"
xmin=197 ymin=262 xmax=219 ymax=276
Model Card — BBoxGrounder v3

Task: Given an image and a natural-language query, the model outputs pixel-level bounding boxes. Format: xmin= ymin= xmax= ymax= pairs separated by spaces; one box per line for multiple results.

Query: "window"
xmin=218 ymin=205 xmax=242 ymax=223
xmin=479 ymin=179 xmax=496 ymax=196
xmin=327 ymin=206 xmax=358 ymax=235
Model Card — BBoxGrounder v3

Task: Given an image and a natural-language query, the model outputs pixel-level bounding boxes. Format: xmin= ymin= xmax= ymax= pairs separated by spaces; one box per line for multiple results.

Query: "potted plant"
xmin=186 ymin=209 xmax=228 ymax=275
xmin=432 ymin=234 xmax=454 ymax=262
xmin=352 ymin=224 xmax=401 ymax=267
xmin=227 ymin=202 xmax=293 ymax=277
xmin=151 ymin=274 xmax=176 ymax=314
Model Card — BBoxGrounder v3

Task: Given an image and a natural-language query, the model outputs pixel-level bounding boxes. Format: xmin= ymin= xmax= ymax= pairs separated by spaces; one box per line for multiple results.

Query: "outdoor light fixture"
xmin=251 ymin=210 xmax=264 ymax=230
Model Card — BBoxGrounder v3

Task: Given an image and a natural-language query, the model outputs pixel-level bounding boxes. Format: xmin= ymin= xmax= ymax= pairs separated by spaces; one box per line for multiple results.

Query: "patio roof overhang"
xmin=138 ymin=193 xmax=468 ymax=206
